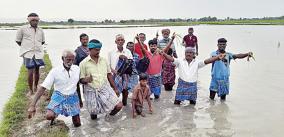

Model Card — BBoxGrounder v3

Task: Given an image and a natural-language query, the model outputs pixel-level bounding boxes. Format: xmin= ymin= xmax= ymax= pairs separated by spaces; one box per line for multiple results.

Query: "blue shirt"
xmin=211 ymin=51 xmax=234 ymax=79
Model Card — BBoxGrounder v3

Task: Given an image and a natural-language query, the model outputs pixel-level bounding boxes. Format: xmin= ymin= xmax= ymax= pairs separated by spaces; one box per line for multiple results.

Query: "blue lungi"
xmin=175 ymin=78 xmax=197 ymax=101
xmin=23 ymin=56 xmax=45 ymax=69
xmin=148 ymin=74 xmax=162 ymax=96
xmin=209 ymin=77 xmax=230 ymax=97
xmin=47 ymin=91 xmax=80 ymax=117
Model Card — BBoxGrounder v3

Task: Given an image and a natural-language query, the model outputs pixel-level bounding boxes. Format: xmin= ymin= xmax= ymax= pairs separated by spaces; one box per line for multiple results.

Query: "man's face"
xmin=126 ymin=43 xmax=134 ymax=52
xmin=140 ymin=79 xmax=148 ymax=87
xmin=188 ymin=29 xmax=194 ymax=35
xmin=185 ymin=51 xmax=195 ymax=60
xmin=217 ymin=42 xmax=227 ymax=53
xmin=149 ymin=44 xmax=157 ymax=53
xmin=63 ymin=54 xmax=75 ymax=68
xmin=162 ymin=31 xmax=170 ymax=39
xmin=90 ymin=48 xmax=101 ymax=57
xmin=80 ymin=36 xmax=89 ymax=46
xmin=115 ymin=37 xmax=125 ymax=47
xmin=139 ymin=34 xmax=146 ymax=43
xmin=29 ymin=19 xmax=39 ymax=27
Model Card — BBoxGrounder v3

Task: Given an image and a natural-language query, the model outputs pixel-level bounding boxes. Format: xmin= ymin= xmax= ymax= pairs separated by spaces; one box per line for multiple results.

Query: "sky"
xmin=0 ymin=0 xmax=283 ymax=23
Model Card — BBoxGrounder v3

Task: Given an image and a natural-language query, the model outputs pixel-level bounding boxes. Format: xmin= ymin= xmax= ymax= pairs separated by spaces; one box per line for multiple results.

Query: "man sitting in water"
xmin=163 ymin=47 xmax=225 ymax=105
xmin=209 ymin=38 xmax=253 ymax=100
xmin=132 ymin=73 xmax=153 ymax=118
xmin=28 ymin=49 xmax=81 ymax=127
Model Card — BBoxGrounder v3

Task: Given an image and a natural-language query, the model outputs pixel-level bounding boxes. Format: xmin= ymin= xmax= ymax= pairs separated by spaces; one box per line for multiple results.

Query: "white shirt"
xmin=41 ymin=64 xmax=80 ymax=95
xmin=15 ymin=25 xmax=45 ymax=59
xmin=108 ymin=48 xmax=133 ymax=71
xmin=173 ymin=58 xmax=206 ymax=82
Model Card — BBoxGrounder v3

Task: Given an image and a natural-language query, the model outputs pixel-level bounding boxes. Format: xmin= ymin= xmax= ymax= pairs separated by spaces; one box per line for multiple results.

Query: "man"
xmin=74 ymin=33 xmax=89 ymax=65
xmin=15 ymin=13 xmax=45 ymax=94
xmin=74 ymin=33 xmax=89 ymax=108
xmin=157 ymin=28 xmax=178 ymax=58
xmin=183 ymin=27 xmax=198 ymax=55
xmin=209 ymin=38 xmax=253 ymax=100
xmin=136 ymin=33 xmax=175 ymax=99
xmin=126 ymin=42 xmax=139 ymax=94
xmin=80 ymin=39 xmax=123 ymax=120
xmin=28 ymin=50 xmax=81 ymax=127
xmin=108 ymin=34 xmax=133 ymax=106
xmin=163 ymin=47 xmax=225 ymax=105
xmin=134 ymin=33 xmax=148 ymax=59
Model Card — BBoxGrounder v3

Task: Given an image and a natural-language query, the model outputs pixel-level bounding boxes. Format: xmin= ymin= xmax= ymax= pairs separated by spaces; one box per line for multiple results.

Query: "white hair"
xmin=62 ymin=49 xmax=76 ymax=57
xmin=185 ymin=47 xmax=196 ymax=53
xmin=115 ymin=34 xmax=124 ymax=40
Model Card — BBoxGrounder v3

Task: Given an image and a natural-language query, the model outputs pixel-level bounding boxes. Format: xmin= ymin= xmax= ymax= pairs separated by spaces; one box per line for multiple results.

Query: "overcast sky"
xmin=1 ymin=0 xmax=283 ymax=23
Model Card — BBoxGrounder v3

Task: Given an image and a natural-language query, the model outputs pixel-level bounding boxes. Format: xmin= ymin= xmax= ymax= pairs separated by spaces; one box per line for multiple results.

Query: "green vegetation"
xmin=1 ymin=16 xmax=284 ymax=29
xmin=0 ymin=65 xmax=28 ymax=137
xmin=0 ymin=54 xmax=56 ymax=137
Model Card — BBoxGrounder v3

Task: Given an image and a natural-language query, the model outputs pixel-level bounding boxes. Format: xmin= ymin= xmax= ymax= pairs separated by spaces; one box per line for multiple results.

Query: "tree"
xmin=68 ymin=18 xmax=74 ymax=24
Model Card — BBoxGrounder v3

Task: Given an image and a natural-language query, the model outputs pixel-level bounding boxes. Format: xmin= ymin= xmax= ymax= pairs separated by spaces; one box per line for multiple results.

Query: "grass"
xmin=0 ymin=54 xmax=59 ymax=137
xmin=0 ymin=65 xmax=29 ymax=137
xmin=160 ymin=19 xmax=284 ymax=26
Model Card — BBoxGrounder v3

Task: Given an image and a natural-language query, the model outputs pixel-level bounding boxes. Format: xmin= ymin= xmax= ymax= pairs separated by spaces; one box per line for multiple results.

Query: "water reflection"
xmin=206 ymin=101 xmax=234 ymax=137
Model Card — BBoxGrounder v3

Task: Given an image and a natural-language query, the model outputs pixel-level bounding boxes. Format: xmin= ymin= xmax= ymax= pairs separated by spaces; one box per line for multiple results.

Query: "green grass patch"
xmin=0 ymin=54 xmax=55 ymax=137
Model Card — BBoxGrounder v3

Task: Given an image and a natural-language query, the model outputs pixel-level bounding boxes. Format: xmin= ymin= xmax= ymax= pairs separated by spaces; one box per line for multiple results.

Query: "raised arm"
xmin=232 ymin=52 xmax=253 ymax=59
xmin=161 ymin=52 xmax=174 ymax=62
xmin=204 ymin=54 xmax=225 ymax=64
xmin=135 ymin=35 xmax=147 ymax=56
xmin=162 ymin=33 xmax=176 ymax=54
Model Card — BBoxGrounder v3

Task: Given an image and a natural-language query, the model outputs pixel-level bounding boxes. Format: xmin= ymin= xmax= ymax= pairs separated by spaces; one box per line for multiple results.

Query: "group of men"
xmin=16 ymin=13 xmax=253 ymax=127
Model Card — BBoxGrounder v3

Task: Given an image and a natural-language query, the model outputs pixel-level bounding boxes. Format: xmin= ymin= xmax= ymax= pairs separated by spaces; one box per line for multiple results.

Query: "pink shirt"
xmin=146 ymin=51 xmax=164 ymax=75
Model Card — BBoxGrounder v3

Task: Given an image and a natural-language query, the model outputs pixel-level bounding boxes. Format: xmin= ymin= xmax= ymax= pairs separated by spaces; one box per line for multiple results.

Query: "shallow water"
xmin=1 ymin=25 xmax=284 ymax=137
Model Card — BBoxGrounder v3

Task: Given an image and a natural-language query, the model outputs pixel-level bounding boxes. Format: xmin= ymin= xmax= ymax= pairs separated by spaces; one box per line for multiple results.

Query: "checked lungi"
xmin=148 ymin=74 xmax=162 ymax=96
xmin=83 ymin=84 xmax=120 ymax=115
xmin=209 ymin=77 xmax=230 ymax=97
xmin=175 ymin=78 xmax=198 ymax=101
xmin=47 ymin=91 xmax=80 ymax=117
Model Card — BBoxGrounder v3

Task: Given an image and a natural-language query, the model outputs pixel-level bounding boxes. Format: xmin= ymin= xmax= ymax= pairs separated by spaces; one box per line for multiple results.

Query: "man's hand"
xmin=83 ymin=75 xmax=93 ymax=83
xmin=247 ymin=52 xmax=255 ymax=61
xmin=28 ymin=105 xmax=36 ymax=119
xmin=218 ymin=53 xmax=226 ymax=60
xmin=135 ymin=35 xmax=139 ymax=41
xmin=171 ymin=32 xmax=176 ymax=40
xmin=119 ymin=55 xmax=127 ymax=60
xmin=79 ymin=101 xmax=83 ymax=108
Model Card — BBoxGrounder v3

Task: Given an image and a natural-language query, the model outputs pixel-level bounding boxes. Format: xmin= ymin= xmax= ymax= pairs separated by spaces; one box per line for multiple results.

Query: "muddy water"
xmin=1 ymin=25 xmax=284 ymax=136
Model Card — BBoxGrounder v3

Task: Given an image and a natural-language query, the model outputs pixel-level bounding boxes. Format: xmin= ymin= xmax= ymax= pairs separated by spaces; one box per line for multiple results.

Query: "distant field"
xmin=1 ymin=19 xmax=284 ymax=29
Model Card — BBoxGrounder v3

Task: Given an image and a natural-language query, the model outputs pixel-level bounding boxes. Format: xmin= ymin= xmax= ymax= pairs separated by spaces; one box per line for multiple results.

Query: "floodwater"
xmin=1 ymin=25 xmax=284 ymax=137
